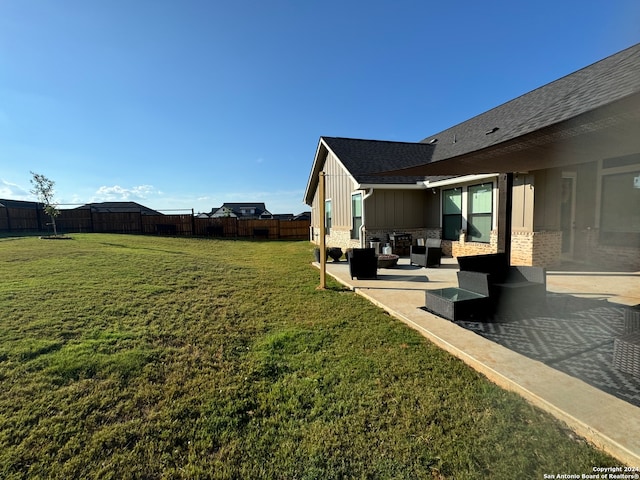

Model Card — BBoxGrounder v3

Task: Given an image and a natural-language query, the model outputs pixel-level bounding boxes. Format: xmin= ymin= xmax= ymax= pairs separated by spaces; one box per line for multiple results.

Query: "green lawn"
xmin=0 ymin=234 xmax=617 ymax=479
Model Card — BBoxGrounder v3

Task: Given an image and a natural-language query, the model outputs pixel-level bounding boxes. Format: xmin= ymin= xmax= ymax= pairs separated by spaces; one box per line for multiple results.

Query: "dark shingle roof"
xmin=303 ymin=137 xmax=453 ymax=204
xmin=321 ymin=137 xmax=448 ymax=184
xmin=76 ymin=202 xmax=162 ymax=215
xmin=371 ymin=43 xmax=640 ymax=176
xmin=0 ymin=199 xmax=41 ymax=210
xmin=419 ymin=43 xmax=640 ymax=164
xmin=306 ymin=43 xmax=640 ymax=196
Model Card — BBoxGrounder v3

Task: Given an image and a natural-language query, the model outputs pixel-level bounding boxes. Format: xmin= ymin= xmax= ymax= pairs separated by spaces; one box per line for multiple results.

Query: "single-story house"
xmin=210 ymin=202 xmax=273 ymax=219
xmin=76 ymin=201 xmax=162 ymax=215
xmin=304 ymin=43 xmax=640 ymax=270
xmin=0 ymin=199 xmax=42 ymax=210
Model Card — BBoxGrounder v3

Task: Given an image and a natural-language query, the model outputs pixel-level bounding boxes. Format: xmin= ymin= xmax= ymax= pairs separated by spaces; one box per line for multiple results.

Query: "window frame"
xmin=466 ymin=182 xmax=493 ymax=243
xmin=351 ymin=192 xmax=362 ymax=240
xmin=599 ymin=169 xmax=640 ymax=246
xmin=325 ymin=199 xmax=332 ymax=235
xmin=442 ymin=187 xmax=462 ymax=241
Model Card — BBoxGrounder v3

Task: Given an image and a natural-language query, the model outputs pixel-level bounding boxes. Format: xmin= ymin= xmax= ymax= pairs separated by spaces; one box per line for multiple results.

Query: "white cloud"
xmin=92 ymin=184 xmax=158 ymax=202
xmin=0 ymin=179 xmax=30 ymax=199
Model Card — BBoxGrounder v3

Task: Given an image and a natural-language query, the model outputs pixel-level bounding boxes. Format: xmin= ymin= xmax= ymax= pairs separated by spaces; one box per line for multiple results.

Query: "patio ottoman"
xmin=613 ymin=331 xmax=640 ymax=378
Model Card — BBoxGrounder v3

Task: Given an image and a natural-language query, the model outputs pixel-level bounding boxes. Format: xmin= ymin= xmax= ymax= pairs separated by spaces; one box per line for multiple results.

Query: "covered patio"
xmin=314 ymin=257 xmax=640 ymax=465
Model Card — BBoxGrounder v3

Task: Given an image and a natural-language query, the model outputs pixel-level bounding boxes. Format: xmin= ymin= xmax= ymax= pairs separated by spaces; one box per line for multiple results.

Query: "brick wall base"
xmin=515 ymin=230 xmax=562 ymax=268
xmin=450 ymin=230 xmax=499 ymax=258
xmin=581 ymin=228 xmax=640 ymax=270
xmin=446 ymin=230 xmax=563 ymax=268
xmin=591 ymin=244 xmax=640 ymax=270
xmin=363 ymin=228 xmax=441 ymax=247
xmin=311 ymin=225 xmax=638 ymax=270
xmin=311 ymin=227 xmax=443 ymax=254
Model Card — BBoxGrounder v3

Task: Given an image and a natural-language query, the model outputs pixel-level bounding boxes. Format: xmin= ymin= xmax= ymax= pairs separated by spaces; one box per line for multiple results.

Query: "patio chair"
xmin=457 ymin=252 xmax=546 ymax=315
xmin=410 ymin=239 xmax=442 ymax=268
xmin=347 ymin=248 xmax=378 ymax=280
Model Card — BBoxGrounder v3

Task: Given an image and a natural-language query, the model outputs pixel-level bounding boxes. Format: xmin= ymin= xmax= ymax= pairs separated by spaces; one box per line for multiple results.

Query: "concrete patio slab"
xmin=315 ymin=257 xmax=640 ymax=466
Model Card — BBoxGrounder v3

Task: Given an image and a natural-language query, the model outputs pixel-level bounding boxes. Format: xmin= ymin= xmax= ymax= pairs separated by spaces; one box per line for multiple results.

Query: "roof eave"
xmin=355 ymin=182 xmax=425 ymax=190
xmin=303 ymin=137 xmax=329 ymax=205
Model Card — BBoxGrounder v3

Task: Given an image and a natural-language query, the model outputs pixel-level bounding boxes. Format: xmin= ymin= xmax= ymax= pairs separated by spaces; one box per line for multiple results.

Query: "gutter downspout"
xmin=359 ymin=188 xmax=375 ymax=248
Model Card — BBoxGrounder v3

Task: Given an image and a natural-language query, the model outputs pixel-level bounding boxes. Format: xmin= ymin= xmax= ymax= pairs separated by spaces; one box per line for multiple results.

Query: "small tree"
xmin=30 ymin=171 xmax=60 ymax=236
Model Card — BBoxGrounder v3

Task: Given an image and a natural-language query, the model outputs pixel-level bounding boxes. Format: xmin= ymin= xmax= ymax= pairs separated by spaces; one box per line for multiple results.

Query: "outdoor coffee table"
xmin=425 ymin=287 xmax=489 ymax=321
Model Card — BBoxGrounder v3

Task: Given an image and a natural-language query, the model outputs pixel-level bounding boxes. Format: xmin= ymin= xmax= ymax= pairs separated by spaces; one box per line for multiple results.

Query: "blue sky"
xmin=1 ymin=1 xmax=639 ymax=215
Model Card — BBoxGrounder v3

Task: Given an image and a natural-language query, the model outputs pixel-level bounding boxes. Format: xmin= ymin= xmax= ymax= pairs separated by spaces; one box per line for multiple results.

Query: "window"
xmin=600 ymin=171 xmax=640 ymax=246
xmin=325 ymin=200 xmax=332 ymax=235
xmin=351 ymin=193 xmax=362 ymax=239
xmin=467 ymin=183 xmax=493 ymax=243
xmin=442 ymin=188 xmax=462 ymax=240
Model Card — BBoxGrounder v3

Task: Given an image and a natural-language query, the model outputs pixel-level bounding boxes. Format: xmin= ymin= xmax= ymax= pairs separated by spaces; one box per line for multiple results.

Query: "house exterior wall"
xmin=324 ymin=151 xmax=358 ymax=229
xmin=309 ymin=151 xmax=360 ymax=249
xmin=365 ymin=189 xmax=433 ymax=229
xmin=533 ymin=168 xmax=561 ymax=231
xmin=528 ymin=158 xmax=640 ymax=270
xmin=309 ymin=152 xmax=441 ymax=250
xmin=309 ymin=151 xmax=639 ymax=270
xmin=310 ymin=187 xmax=438 ymax=251
xmin=511 ymin=174 xmax=535 ymax=232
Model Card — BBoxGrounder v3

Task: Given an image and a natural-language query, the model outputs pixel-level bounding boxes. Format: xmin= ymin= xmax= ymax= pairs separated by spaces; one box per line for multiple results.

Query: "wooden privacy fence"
xmin=0 ymin=207 xmax=310 ymax=240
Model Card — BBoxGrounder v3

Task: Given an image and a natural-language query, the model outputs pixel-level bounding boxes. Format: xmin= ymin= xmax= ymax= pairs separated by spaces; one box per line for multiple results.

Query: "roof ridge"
xmin=323 ymin=136 xmax=429 ymax=146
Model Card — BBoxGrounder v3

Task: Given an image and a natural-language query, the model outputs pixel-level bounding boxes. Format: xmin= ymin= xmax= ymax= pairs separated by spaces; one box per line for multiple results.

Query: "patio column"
xmin=497 ymin=173 xmax=513 ymax=263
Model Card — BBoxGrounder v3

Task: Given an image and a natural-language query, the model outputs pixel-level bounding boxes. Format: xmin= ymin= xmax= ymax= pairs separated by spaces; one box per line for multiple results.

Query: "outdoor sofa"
xmin=410 ymin=239 xmax=443 ymax=268
xmin=456 ymin=252 xmax=546 ymax=315
xmin=347 ymin=248 xmax=378 ymax=280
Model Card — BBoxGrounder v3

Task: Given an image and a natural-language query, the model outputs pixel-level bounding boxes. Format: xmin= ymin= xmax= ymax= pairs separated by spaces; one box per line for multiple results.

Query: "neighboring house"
xmin=304 ymin=43 xmax=640 ymax=269
xmin=0 ymin=199 xmax=41 ymax=210
xmin=0 ymin=199 xmax=46 ymax=230
xmin=292 ymin=211 xmax=311 ymax=221
xmin=271 ymin=212 xmax=313 ymax=221
xmin=210 ymin=203 xmax=273 ymax=219
xmin=76 ymin=201 xmax=163 ymax=215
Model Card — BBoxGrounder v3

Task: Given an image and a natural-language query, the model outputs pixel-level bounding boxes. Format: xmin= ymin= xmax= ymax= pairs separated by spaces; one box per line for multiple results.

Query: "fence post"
xmin=36 ymin=203 xmax=43 ymax=231
xmin=5 ymin=207 xmax=11 ymax=232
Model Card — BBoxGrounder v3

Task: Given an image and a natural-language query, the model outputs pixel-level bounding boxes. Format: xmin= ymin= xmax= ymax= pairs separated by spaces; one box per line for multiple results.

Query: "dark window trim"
xmin=442 ymin=188 xmax=462 ymax=241
xmin=466 ymin=182 xmax=493 ymax=244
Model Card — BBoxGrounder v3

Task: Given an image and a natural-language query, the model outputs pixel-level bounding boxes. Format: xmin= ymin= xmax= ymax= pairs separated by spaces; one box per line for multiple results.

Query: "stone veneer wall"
xmin=311 ymin=227 xmax=444 ymax=253
xmin=363 ymin=228 xmax=442 ymax=248
xmin=325 ymin=227 xmax=360 ymax=251
xmin=310 ymin=227 xmax=359 ymax=251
